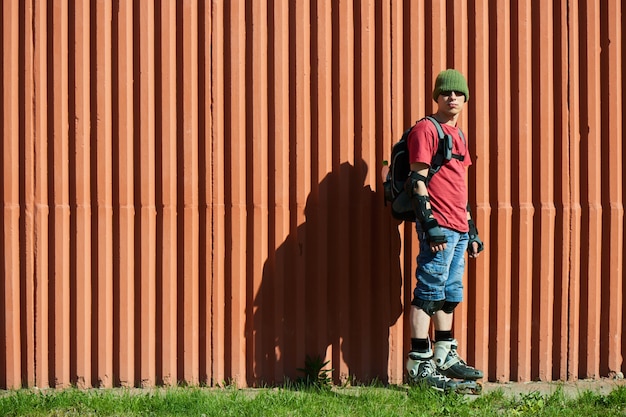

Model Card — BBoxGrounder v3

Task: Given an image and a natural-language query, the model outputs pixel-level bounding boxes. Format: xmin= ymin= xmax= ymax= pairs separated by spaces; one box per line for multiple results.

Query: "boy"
xmin=405 ymin=69 xmax=484 ymax=391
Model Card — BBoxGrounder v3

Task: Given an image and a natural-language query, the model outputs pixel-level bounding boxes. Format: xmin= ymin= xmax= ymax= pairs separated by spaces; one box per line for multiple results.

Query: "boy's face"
xmin=436 ymin=90 xmax=466 ymax=117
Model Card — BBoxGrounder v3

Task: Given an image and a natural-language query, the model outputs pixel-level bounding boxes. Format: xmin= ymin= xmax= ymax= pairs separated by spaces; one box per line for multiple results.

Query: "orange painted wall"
xmin=0 ymin=0 xmax=623 ymax=388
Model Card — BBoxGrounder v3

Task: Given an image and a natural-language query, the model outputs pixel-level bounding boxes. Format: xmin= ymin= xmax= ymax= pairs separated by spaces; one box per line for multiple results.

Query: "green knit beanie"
xmin=432 ymin=69 xmax=469 ymax=102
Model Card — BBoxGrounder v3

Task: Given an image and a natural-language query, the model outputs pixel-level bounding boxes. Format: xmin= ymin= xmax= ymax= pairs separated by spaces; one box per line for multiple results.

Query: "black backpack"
xmin=383 ymin=116 xmax=466 ymax=222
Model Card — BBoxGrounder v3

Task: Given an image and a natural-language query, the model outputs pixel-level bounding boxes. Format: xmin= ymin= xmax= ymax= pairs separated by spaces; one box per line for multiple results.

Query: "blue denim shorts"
xmin=413 ymin=227 xmax=469 ymax=303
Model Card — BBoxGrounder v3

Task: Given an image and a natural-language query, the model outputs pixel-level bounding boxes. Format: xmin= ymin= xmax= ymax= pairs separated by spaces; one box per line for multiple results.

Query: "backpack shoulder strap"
xmin=423 ymin=116 xmax=446 ymax=179
xmin=424 ymin=115 xmax=446 ymax=141
xmin=424 ymin=116 xmax=468 ymax=173
xmin=458 ymin=128 xmax=467 ymax=152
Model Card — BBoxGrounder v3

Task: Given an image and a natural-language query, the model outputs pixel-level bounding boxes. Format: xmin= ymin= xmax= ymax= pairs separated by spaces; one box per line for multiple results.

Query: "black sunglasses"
xmin=440 ymin=90 xmax=465 ymax=97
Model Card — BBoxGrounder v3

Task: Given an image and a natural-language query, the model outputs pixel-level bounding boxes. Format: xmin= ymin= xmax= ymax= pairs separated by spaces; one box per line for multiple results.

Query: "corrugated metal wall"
xmin=1 ymin=0 xmax=624 ymax=389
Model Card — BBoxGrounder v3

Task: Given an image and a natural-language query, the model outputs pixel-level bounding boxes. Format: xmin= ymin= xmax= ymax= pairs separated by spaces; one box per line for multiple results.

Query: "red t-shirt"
xmin=406 ymin=118 xmax=472 ymax=232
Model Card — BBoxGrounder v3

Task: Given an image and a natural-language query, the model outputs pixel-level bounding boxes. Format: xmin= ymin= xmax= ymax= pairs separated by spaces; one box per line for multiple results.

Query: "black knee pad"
xmin=411 ymin=298 xmax=445 ymax=316
xmin=441 ymin=301 xmax=459 ymax=314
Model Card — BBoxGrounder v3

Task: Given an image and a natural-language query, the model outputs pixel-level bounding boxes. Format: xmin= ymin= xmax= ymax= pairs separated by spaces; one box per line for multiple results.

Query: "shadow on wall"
xmin=250 ymin=160 xmax=404 ymax=387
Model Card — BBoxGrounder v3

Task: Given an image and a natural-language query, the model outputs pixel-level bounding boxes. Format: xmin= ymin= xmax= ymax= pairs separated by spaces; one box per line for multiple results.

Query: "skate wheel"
xmin=472 ymin=381 xmax=483 ymax=394
xmin=456 ymin=380 xmax=482 ymax=395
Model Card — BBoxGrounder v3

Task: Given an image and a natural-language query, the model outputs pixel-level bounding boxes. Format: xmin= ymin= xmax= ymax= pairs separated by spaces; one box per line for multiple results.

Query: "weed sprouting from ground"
xmin=296 ymin=354 xmax=334 ymax=389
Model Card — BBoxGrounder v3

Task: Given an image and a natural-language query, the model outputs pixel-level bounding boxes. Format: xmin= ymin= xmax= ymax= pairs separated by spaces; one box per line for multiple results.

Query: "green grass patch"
xmin=1 ymin=384 xmax=625 ymax=416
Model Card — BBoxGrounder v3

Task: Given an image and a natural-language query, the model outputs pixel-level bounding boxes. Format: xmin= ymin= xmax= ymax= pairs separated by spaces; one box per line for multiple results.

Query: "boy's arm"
xmin=466 ymin=203 xmax=484 ymax=258
xmin=408 ymin=162 xmax=447 ymax=253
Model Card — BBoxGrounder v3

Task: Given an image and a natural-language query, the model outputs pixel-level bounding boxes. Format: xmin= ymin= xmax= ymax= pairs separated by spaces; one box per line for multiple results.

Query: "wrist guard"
xmin=424 ymin=218 xmax=447 ymax=244
xmin=406 ymin=172 xmax=447 ymax=244
xmin=405 ymin=172 xmax=432 ymax=223
xmin=468 ymin=219 xmax=484 ymax=253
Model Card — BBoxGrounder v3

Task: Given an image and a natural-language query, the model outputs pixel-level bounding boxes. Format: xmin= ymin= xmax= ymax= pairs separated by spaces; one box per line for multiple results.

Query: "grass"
xmin=0 ymin=383 xmax=625 ymax=416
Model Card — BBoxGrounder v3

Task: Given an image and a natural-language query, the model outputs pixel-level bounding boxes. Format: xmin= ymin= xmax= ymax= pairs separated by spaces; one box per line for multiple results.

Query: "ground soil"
xmin=2 ymin=377 xmax=625 ymax=399
xmin=481 ymin=377 xmax=626 ymax=398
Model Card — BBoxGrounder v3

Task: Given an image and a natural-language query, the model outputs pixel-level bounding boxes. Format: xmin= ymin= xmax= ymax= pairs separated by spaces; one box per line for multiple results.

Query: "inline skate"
xmin=433 ymin=339 xmax=482 ymax=394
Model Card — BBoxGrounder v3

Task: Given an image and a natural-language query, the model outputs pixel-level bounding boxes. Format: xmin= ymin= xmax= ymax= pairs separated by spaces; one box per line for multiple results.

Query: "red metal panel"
xmin=158 ymin=0 xmax=178 ymax=386
xmin=2 ymin=0 xmax=22 ymax=390
xmin=468 ymin=0 xmax=492 ymax=381
xmin=565 ymin=0 xmax=582 ymax=382
xmin=51 ymin=0 xmax=72 ymax=388
xmin=2 ymin=0 xmax=626 ymax=389
xmin=393 ymin=0 xmax=412 ymax=385
xmin=228 ymin=0 xmax=248 ymax=385
xmin=138 ymin=1 xmax=157 ymax=387
xmin=555 ymin=0 xmax=576 ymax=381
xmin=249 ymin=0 xmax=269 ymax=387
xmin=22 ymin=0 xmax=36 ymax=389
xmin=32 ymin=0 xmax=50 ymax=388
xmin=94 ymin=0 xmax=114 ymax=387
xmin=356 ymin=0 xmax=376 ymax=380
xmin=73 ymin=0 xmax=93 ymax=388
xmin=208 ymin=0 xmax=226 ymax=386
xmin=114 ymin=0 xmax=136 ymax=388
xmin=449 ymin=0 xmax=470 ymax=362
xmin=536 ymin=1 xmax=557 ymax=381
xmin=294 ymin=0 xmax=311 ymax=383
xmin=581 ymin=0 xmax=603 ymax=379
xmin=604 ymin=0 xmax=623 ymax=377
xmin=182 ymin=0 xmax=201 ymax=386
xmin=554 ymin=0 xmax=568 ymax=381
xmin=450 ymin=0 xmax=469 ymax=73
xmin=200 ymin=0 xmax=213 ymax=385
xmin=311 ymin=0 xmax=333 ymax=384
xmin=430 ymin=0 xmax=446 ymax=77
xmin=492 ymin=0 xmax=513 ymax=382
xmin=333 ymin=0 xmax=355 ymax=383
xmin=513 ymin=0 xmax=534 ymax=382
xmin=261 ymin=0 xmax=290 ymax=385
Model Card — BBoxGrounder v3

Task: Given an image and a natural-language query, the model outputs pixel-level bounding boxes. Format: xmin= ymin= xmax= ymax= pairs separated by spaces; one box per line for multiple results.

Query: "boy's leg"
xmin=410 ymin=305 xmax=433 ymax=339
xmin=407 ymin=306 xmax=459 ymax=390
xmin=431 ymin=232 xmax=483 ymax=381
xmin=407 ymin=227 xmax=463 ymax=390
xmin=432 ymin=310 xmax=454 ymax=334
